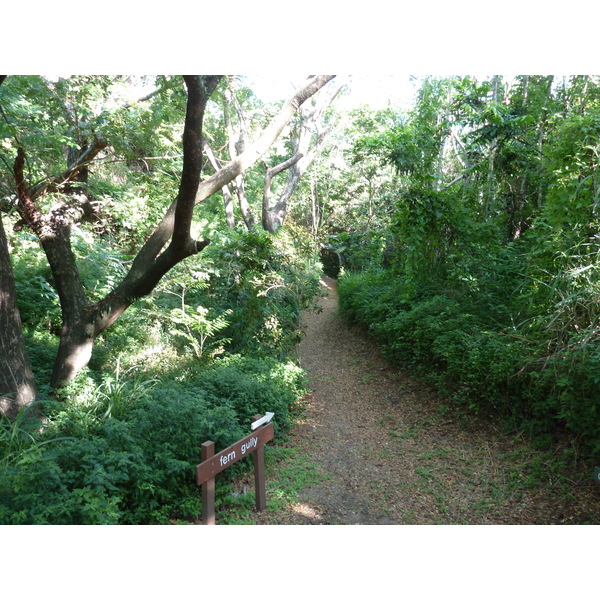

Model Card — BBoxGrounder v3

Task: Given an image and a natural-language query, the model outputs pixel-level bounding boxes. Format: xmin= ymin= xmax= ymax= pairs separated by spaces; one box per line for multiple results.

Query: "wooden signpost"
xmin=196 ymin=414 xmax=274 ymax=525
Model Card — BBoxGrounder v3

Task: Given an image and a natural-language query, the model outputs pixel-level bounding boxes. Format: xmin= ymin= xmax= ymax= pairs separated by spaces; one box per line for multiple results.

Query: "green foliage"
xmin=8 ymin=72 xmax=600 ymax=521
xmin=332 ymin=75 xmax=600 ymax=461
xmin=0 ymin=216 xmax=314 ymax=524
xmin=324 ymin=229 xmax=391 ymax=273
xmin=188 ymin=355 xmax=307 ymax=439
xmin=391 ymin=184 xmax=475 ymax=295
xmin=0 ymin=351 xmax=307 ymax=524
xmin=193 ymin=227 xmax=324 ymax=358
xmin=168 ymin=304 xmax=231 ymax=361
xmin=2 ymin=170 xmax=320 ymax=526
xmin=339 ymin=261 xmax=600 ymax=458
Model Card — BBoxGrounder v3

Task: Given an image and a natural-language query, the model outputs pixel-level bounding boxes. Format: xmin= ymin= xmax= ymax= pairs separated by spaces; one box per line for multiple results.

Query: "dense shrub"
xmin=323 ymin=230 xmax=392 ymax=274
xmin=188 ymin=355 xmax=307 ymax=438
xmin=0 ymin=353 xmax=307 ymax=524
xmin=338 ymin=268 xmax=600 ymax=458
xmin=338 ymin=269 xmax=409 ymax=326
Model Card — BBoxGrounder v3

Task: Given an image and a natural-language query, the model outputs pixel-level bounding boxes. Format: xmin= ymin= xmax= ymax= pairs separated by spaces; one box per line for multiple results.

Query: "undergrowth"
xmin=0 ymin=227 xmax=322 ymax=525
xmin=338 ymin=267 xmax=600 ymax=463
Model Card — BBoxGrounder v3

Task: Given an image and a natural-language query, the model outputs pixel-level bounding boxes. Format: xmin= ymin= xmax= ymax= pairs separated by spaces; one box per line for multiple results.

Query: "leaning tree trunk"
xmin=0 ymin=213 xmax=38 ymax=418
xmin=9 ymin=75 xmax=335 ymax=390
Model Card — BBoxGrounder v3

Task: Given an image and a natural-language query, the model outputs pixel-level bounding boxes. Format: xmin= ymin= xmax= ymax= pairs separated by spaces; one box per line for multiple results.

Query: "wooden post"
xmin=196 ymin=415 xmax=274 ymax=524
xmin=201 ymin=441 xmax=215 ymax=525
xmin=253 ymin=414 xmax=267 ymax=511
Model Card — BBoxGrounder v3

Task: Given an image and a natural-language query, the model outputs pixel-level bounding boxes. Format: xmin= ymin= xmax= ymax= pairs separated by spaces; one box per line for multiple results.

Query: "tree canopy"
xmin=0 ymin=74 xmax=336 ymax=412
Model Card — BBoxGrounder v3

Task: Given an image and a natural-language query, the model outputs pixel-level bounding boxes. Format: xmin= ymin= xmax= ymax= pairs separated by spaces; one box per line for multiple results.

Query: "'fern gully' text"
xmin=219 ymin=436 xmax=259 ymax=466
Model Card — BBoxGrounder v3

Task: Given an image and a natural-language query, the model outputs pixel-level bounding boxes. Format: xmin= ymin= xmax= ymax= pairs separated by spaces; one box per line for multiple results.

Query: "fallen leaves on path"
xmin=249 ymin=276 xmax=600 ymax=525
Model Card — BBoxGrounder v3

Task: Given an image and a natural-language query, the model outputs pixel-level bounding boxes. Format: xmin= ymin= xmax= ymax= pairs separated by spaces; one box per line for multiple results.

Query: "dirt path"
xmin=252 ymin=276 xmax=600 ymax=525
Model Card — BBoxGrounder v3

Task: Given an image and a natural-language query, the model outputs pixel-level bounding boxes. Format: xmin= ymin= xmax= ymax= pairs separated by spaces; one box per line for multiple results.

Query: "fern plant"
xmin=168 ymin=304 xmax=232 ymax=360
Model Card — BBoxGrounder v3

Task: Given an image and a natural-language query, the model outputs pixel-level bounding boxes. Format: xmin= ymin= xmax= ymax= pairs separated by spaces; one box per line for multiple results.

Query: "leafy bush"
xmin=188 ymin=354 xmax=307 ymax=438
xmin=338 ymin=268 xmax=600 ymax=458
xmin=323 ymin=230 xmax=392 ymax=274
xmin=183 ymin=227 xmax=324 ymax=358
xmin=0 ymin=395 xmax=232 ymax=524
xmin=0 ymin=350 xmax=307 ymax=524
xmin=338 ymin=269 xmax=409 ymax=326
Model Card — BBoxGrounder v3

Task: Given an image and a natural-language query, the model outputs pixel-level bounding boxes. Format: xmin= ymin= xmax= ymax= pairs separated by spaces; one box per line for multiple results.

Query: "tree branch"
xmin=263 ymin=78 xmax=345 ymax=233
xmin=194 ymin=75 xmax=335 ymax=203
xmin=28 ymin=138 xmax=108 ymax=201
xmin=267 ymin=153 xmax=304 ymax=179
xmin=262 ymin=153 xmax=304 ymax=231
xmin=223 ymin=84 xmax=254 ymax=229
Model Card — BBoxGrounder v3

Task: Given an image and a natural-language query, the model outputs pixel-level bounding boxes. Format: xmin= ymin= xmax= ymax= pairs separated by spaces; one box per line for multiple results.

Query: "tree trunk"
xmin=7 ymin=75 xmax=335 ymax=390
xmin=45 ymin=228 xmax=96 ymax=387
xmin=204 ymin=140 xmax=235 ymax=228
xmin=235 ymin=176 xmax=256 ymax=230
xmin=261 ymin=78 xmax=343 ymax=233
xmin=0 ymin=213 xmax=38 ymax=418
xmin=262 ymin=153 xmax=304 ymax=233
xmin=0 ymin=74 xmax=38 ymax=418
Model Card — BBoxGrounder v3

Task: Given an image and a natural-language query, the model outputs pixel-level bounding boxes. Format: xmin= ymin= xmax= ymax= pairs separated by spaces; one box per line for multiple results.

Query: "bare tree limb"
xmin=223 ymin=84 xmax=254 ymax=229
xmin=194 ymin=75 xmax=335 ymax=203
xmin=204 ymin=139 xmax=235 ymax=228
xmin=262 ymin=153 xmax=304 ymax=231
xmin=262 ymin=77 xmax=346 ymax=232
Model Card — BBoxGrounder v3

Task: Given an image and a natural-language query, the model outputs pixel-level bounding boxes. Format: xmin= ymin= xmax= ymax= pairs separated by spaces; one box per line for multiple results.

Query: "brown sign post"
xmin=196 ymin=414 xmax=274 ymax=525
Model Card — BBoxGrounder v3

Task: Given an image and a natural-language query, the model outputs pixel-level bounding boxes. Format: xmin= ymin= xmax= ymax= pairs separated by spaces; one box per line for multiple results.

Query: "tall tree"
xmin=0 ymin=75 xmax=335 ymax=401
xmin=0 ymin=74 xmax=38 ymax=417
xmin=261 ymin=78 xmax=346 ymax=233
xmin=207 ymin=77 xmax=344 ymax=233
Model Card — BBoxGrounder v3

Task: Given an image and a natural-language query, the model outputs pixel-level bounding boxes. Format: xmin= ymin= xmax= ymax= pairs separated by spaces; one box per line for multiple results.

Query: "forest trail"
xmin=251 ymin=275 xmax=599 ymax=525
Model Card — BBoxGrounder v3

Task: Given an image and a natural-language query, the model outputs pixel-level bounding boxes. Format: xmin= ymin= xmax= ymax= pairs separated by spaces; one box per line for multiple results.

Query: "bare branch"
xmin=267 ymin=152 xmax=304 ymax=179
xmin=194 ymin=75 xmax=335 ymax=204
xmin=29 ymin=138 xmax=108 ymax=201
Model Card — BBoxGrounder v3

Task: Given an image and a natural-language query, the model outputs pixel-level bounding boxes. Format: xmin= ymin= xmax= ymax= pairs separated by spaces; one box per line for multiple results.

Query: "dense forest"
xmin=1 ymin=74 xmax=600 ymax=524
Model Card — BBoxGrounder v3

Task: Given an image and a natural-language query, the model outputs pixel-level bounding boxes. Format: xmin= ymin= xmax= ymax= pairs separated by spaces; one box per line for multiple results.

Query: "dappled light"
xmin=291 ymin=503 xmax=323 ymax=521
xmin=319 ymin=276 xmax=335 ymax=291
xmin=1 ymin=74 xmax=600 ymax=527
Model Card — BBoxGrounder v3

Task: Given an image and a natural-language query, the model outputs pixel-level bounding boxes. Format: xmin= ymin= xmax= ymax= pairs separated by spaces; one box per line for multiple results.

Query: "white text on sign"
xmin=218 ymin=436 xmax=258 ymax=466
